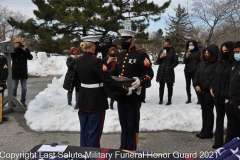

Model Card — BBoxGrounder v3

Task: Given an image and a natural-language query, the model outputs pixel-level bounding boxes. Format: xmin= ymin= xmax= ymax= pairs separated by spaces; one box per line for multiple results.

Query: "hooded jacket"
xmin=193 ymin=44 xmax=219 ymax=91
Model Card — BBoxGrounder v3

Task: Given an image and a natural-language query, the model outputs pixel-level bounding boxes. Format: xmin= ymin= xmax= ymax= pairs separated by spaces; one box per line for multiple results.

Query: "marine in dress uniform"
xmin=74 ymin=35 xmax=134 ymax=148
xmin=0 ymin=55 xmax=8 ymax=124
xmin=111 ymin=29 xmax=154 ymax=150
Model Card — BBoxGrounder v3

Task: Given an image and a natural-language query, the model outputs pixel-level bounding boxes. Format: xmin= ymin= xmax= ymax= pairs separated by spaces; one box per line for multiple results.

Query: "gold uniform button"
xmin=126 ymin=53 xmax=129 ymax=56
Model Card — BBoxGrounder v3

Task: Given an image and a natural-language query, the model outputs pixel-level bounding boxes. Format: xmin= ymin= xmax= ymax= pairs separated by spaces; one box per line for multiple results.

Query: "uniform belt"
xmin=81 ymin=83 xmax=103 ymax=88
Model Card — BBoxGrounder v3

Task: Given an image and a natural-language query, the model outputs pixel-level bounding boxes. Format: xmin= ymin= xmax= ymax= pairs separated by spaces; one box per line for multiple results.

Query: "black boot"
xmin=159 ymin=84 xmax=164 ymax=105
xmin=186 ymin=94 xmax=191 ymax=104
xmin=166 ymin=84 xmax=173 ymax=105
xmin=74 ymin=92 xmax=79 ymax=109
xmin=67 ymin=93 xmax=72 ymax=106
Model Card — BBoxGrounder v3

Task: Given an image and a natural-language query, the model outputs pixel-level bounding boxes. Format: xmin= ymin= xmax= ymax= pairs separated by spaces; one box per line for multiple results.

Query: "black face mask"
xmin=163 ymin=47 xmax=170 ymax=50
xmin=121 ymin=38 xmax=132 ymax=49
xmin=222 ymin=52 xmax=229 ymax=60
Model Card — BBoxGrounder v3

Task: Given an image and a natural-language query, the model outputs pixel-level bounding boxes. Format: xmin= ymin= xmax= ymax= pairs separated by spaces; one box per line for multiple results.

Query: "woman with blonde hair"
xmin=74 ymin=35 xmax=133 ymax=148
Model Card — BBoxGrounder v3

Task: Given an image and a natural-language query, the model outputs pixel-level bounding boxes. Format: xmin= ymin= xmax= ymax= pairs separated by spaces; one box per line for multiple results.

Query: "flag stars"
xmin=231 ymin=147 xmax=239 ymax=154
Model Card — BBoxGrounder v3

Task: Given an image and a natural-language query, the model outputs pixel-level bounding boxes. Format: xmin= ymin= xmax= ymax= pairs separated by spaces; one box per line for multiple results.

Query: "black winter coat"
xmin=111 ymin=46 xmax=154 ymax=104
xmin=0 ymin=55 xmax=8 ymax=90
xmin=225 ymin=61 xmax=240 ymax=104
xmin=210 ymin=60 xmax=234 ymax=104
xmin=183 ymin=50 xmax=201 ymax=72
xmin=193 ymin=60 xmax=217 ymax=92
xmin=156 ymin=47 xmax=179 ymax=83
xmin=74 ymin=52 xmax=128 ymax=111
xmin=11 ymin=47 xmax=33 ymax=79
xmin=63 ymin=56 xmax=78 ymax=91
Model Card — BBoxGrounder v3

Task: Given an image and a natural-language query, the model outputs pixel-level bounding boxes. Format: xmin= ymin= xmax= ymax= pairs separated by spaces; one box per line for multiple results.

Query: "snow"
xmin=25 ymin=52 xmax=225 ymax=132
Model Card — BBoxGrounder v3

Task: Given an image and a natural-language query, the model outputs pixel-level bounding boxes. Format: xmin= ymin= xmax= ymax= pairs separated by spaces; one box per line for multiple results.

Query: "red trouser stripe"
xmin=96 ymin=148 xmax=109 ymax=160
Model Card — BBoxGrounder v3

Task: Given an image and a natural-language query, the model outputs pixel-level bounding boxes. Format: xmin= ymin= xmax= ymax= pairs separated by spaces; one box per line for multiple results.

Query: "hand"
xmin=107 ymin=57 xmax=113 ymax=64
xmin=195 ymin=86 xmax=201 ymax=93
xmin=160 ymin=53 xmax=166 ymax=58
xmin=186 ymin=51 xmax=191 ymax=58
xmin=74 ymin=54 xmax=78 ymax=59
xmin=21 ymin=45 xmax=26 ymax=51
xmin=225 ymin=99 xmax=229 ymax=103
xmin=131 ymin=77 xmax=141 ymax=88
xmin=210 ymin=89 xmax=215 ymax=97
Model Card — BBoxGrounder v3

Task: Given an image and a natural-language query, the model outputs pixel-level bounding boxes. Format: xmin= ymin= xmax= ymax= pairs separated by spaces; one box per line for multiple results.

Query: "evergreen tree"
xmin=8 ymin=0 xmax=171 ymax=53
xmin=165 ymin=4 xmax=191 ymax=56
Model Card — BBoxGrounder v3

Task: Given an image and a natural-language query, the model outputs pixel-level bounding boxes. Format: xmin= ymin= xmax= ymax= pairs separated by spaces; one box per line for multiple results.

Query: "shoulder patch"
xmin=143 ymin=57 xmax=151 ymax=67
xmin=102 ymin=64 xmax=107 ymax=72
xmin=3 ymin=64 xmax=7 ymax=69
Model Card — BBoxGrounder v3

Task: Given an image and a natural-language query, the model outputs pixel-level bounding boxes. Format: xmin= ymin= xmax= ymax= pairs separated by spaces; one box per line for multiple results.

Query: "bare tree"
xmin=0 ymin=5 xmax=27 ymax=41
xmin=189 ymin=0 xmax=234 ymax=45
xmin=145 ymin=29 xmax=164 ymax=62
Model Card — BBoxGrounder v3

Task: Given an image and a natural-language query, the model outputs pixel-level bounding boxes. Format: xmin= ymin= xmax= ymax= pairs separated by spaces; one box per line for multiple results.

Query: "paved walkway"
xmin=0 ymin=76 xmax=216 ymax=160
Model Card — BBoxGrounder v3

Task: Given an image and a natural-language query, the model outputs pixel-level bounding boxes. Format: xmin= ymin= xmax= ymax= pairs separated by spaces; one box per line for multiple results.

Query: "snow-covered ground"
xmin=25 ymin=52 xmax=225 ymax=133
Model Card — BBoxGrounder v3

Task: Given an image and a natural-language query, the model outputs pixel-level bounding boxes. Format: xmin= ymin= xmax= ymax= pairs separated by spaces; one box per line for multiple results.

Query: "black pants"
xmin=213 ymin=99 xmax=225 ymax=145
xmin=117 ymin=102 xmax=140 ymax=150
xmin=184 ymin=71 xmax=199 ymax=101
xmin=159 ymin=81 xmax=173 ymax=102
xmin=225 ymin=102 xmax=240 ymax=144
xmin=198 ymin=91 xmax=214 ymax=135
xmin=68 ymin=80 xmax=80 ymax=93
xmin=184 ymin=71 xmax=195 ymax=95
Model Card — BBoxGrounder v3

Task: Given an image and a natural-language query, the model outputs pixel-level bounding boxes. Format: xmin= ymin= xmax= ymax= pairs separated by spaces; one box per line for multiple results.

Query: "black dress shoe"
xmin=186 ymin=100 xmax=191 ymax=104
xmin=212 ymin=144 xmax=223 ymax=149
xmin=199 ymin=134 xmax=213 ymax=139
xmin=158 ymin=101 xmax=163 ymax=105
xmin=166 ymin=101 xmax=172 ymax=105
xmin=196 ymin=133 xmax=201 ymax=137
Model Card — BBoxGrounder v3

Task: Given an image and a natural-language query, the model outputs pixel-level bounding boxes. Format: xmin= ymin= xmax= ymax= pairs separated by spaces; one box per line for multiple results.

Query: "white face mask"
xmin=71 ymin=55 xmax=75 ymax=58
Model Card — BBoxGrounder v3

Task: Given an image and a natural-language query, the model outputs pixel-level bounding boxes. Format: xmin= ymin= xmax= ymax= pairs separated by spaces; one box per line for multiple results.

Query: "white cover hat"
xmin=81 ymin=35 xmax=102 ymax=42
xmin=118 ymin=29 xmax=136 ymax=37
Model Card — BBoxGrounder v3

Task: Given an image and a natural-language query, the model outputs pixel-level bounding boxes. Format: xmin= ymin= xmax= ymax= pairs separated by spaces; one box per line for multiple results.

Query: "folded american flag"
xmin=205 ymin=137 xmax=240 ymax=160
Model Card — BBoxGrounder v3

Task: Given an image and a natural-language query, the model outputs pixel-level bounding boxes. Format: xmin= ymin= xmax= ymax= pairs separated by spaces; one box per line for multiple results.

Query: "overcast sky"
xmin=1 ymin=0 xmax=188 ymax=33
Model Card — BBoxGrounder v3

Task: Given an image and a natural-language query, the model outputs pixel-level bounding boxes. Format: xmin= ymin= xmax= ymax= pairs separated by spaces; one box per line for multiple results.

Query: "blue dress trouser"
xmin=117 ymin=102 xmax=141 ymax=150
xmin=78 ymin=110 xmax=105 ymax=148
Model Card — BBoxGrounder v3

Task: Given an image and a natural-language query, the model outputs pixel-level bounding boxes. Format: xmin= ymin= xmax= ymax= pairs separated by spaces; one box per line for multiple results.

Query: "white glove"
xmin=127 ymin=87 xmax=134 ymax=96
xmin=131 ymin=77 xmax=141 ymax=88
xmin=136 ymin=87 xmax=142 ymax=95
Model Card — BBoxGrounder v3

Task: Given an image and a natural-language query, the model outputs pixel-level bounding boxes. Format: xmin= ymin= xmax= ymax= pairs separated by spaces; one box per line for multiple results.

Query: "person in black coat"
xmin=183 ymin=40 xmax=201 ymax=104
xmin=74 ymin=35 xmax=134 ymax=148
xmin=156 ymin=39 xmax=179 ymax=105
xmin=193 ymin=44 xmax=218 ymax=139
xmin=0 ymin=55 xmax=8 ymax=97
xmin=102 ymin=47 xmax=118 ymax=109
xmin=209 ymin=41 xmax=235 ymax=149
xmin=63 ymin=47 xmax=81 ymax=109
xmin=224 ymin=41 xmax=240 ymax=144
xmin=12 ymin=38 xmax=33 ymax=107
xmin=0 ymin=54 xmax=8 ymax=124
